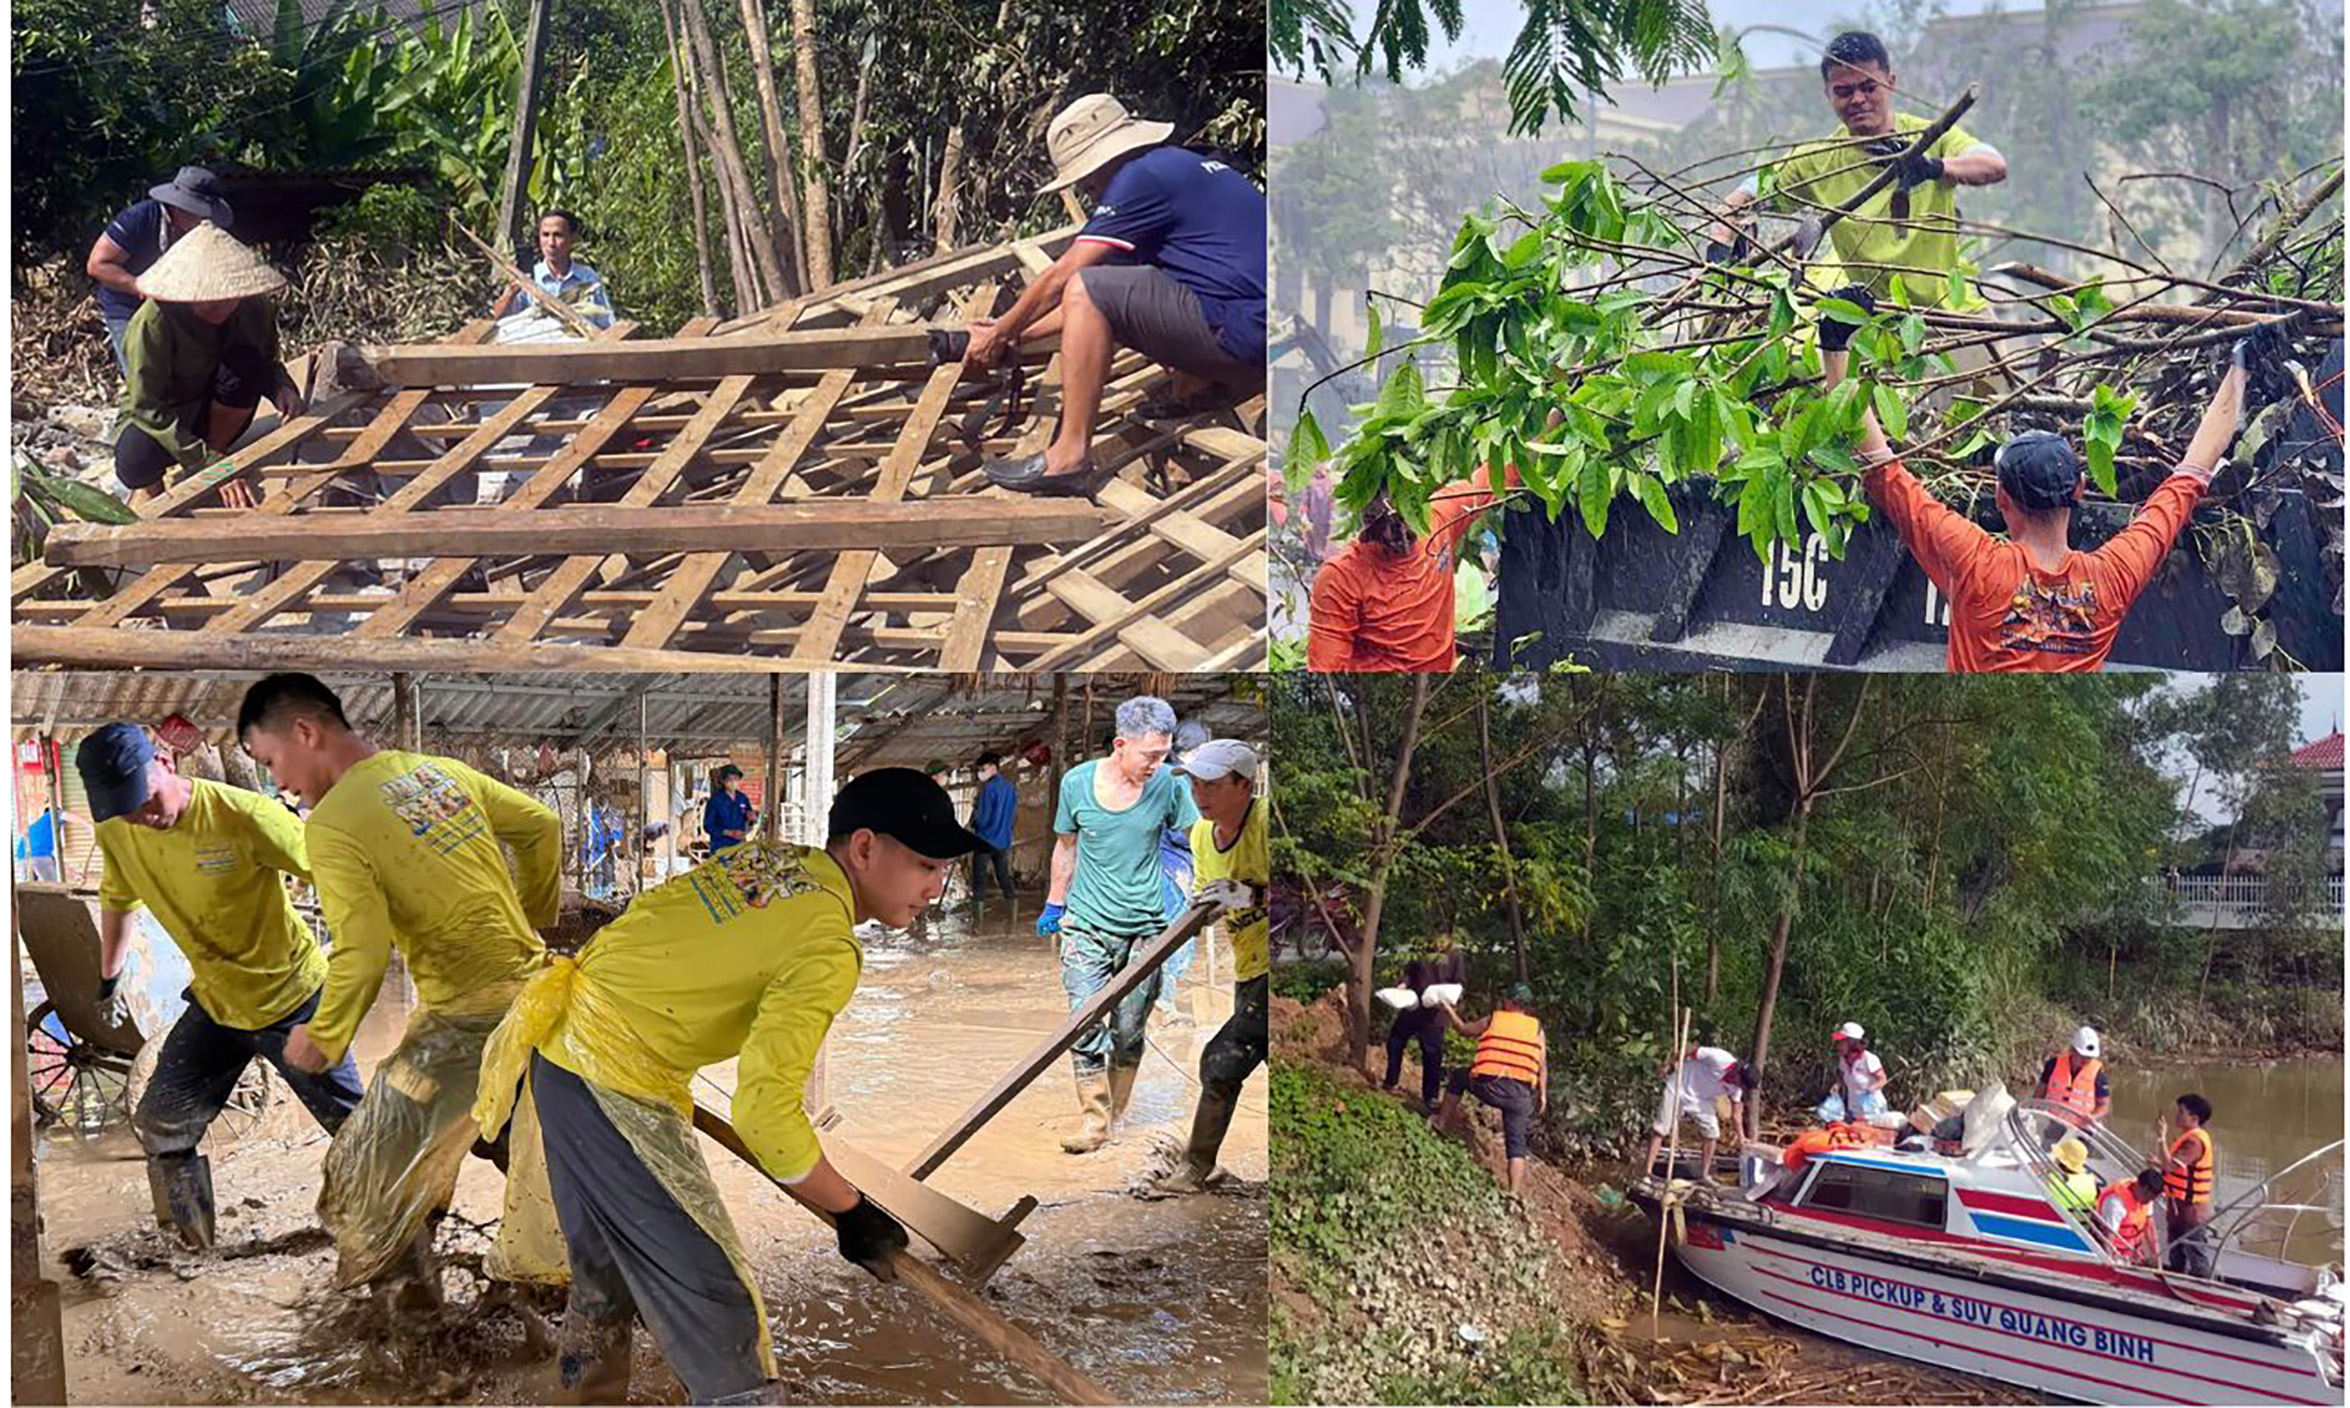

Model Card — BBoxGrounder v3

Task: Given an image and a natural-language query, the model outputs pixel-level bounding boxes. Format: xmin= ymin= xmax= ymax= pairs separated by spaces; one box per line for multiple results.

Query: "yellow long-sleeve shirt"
xmin=528 ymin=840 xmax=861 ymax=1184
xmin=95 ymin=778 xmax=327 ymax=1030
xmin=1190 ymin=798 xmax=1268 ymax=983
xmin=303 ymin=750 xmax=559 ymax=1062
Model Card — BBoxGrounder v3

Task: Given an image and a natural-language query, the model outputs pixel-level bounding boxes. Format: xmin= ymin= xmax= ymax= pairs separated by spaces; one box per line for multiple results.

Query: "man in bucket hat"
xmin=86 ymin=165 xmax=237 ymax=376
xmin=966 ymin=94 xmax=1266 ymax=499
xmin=75 ymin=721 xmax=364 ymax=1252
xmin=1824 ymin=282 xmax=2285 ymax=670
xmin=111 ymin=222 xmax=306 ymax=508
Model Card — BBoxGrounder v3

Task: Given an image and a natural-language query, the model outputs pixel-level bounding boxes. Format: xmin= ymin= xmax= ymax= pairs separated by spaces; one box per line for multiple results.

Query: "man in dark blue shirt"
xmin=701 ymin=765 xmax=753 ymax=856
xmin=971 ymin=94 xmax=1266 ymax=498
xmin=87 ymin=167 xmax=236 ymax=377
xmin=967 ymin=750 xmax=1020 ymax=919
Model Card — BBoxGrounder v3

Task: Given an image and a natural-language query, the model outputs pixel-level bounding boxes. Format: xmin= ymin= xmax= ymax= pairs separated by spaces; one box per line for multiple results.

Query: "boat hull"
xmin=1667 ymin=1211 xmax=2340 ymax=1406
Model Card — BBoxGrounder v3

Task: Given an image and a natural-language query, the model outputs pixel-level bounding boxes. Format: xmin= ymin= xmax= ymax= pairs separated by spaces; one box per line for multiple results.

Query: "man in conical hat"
xmin=112 ymin=221 xmax=305 ymax=508
xmin=966 ymin=93 xmax=1266 ymax=500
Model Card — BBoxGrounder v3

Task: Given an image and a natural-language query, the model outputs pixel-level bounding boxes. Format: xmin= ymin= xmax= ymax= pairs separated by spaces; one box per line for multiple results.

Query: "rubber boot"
xmin=1061 ymin=1071 xmax=1113 ymax=1154
xmin=1107 ymin=1062 xmax=1141 ymax=1131
xmin=146 ymin=1153 xmax=217 ymax=1250
xmin=556 ymin=1313 xmax=634 ymax=1406
xmin=1156 ymin=1086 xmax=1239 ymax=1194
xmin=387 ymin=1223 xmax=446 ymax=1317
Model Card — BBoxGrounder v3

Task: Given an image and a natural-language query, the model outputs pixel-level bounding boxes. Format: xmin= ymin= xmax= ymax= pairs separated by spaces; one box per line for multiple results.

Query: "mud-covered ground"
xmin=33 ymin=905 xmax=1268 ymax=1404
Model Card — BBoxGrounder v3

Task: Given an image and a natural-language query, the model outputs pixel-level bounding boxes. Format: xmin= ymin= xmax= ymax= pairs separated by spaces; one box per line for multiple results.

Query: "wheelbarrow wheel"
xmin=123 ymin=1038 xmax=279 ymax=1148
xmin=25 ymin=1001 xmax=135 ymax=1141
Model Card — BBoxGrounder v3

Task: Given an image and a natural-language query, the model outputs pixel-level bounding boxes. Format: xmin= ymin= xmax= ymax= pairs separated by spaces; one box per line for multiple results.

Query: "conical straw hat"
xmin=134 ymin=222 xmax=287 ymax=303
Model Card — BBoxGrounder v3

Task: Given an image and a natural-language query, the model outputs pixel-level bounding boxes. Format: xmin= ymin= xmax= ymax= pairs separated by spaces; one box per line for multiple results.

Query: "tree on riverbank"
xmin=1272 ymin=672 xmax=2342 ymax=1160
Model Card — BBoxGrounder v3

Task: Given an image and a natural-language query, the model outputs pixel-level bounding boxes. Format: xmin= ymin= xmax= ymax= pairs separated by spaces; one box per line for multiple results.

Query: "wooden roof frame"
xmin=14 ymin=227 xmax=1268 ymax=673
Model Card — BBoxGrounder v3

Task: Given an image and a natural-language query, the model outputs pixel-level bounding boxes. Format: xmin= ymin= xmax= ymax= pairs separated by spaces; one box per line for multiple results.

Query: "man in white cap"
xmin=112 ymin=222 xmax=306 ymax=508
xmin=1156 ymin=739 xmax=1266 ymax=1193
xmin=2036 ymin=1025 xmax=2110 ymax=1127
xmin=969 ymin=93 xmax=1266 ymax=499
xmin=86 ymin=165 xmax=237 ymax=376
xmin=1817 ymin=1021 xmax=1889 ymax=1123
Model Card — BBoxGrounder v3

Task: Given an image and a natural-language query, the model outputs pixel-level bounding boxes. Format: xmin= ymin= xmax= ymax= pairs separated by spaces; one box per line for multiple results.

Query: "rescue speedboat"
xmin=1631 ymin=1092 xmax=2345 ymax=1405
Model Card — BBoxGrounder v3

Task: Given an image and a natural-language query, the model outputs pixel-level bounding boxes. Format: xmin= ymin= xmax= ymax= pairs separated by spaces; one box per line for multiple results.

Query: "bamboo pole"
xmin=1650 ymin=1000 xmax=1692 ymax=1337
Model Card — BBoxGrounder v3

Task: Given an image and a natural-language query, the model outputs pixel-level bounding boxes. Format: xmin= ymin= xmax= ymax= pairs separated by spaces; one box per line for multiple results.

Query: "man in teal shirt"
xmin=1041 ymin=695 xmax=1199 ymax=1153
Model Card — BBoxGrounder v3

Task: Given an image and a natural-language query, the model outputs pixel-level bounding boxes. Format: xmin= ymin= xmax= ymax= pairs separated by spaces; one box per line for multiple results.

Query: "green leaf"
xmin=1577 ymin=451 xmax=1612 ymax=539
xmin=1673 ymin=379 xmax=1697 ymax=422
xmin=1947 ymin=267 xmax=1967 ymax=307
xmin=1376 ymin=360 xmax=1427 ymax=420
xmin=1633 ymin=472 xmax=1678 ymax=532
xmin=2085 ymin=437 xmax=2118 ymax=498
xmin=1873 ymin=384 xmax=1908 ymax=441
xmin=1900 ymin=313 xmax=1926 ymax=357
xmin=1365 ymin=300 xmax=1383 ymax=361
xmin=1816 ymin=296 xmax=1871 ymax=327
xmin=36 ymin=475 xmax=138 ymax=525
xmin=1802 ymin=479 xmax=1834 ymax=536
xmin=1772 ymin=467 xmax=1798 ymax=544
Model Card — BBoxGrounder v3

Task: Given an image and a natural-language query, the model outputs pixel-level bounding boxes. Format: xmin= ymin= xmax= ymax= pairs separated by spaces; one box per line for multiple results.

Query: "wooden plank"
xmin=1041 ymin=569 xmax=1208 ymax=669
xmin=363 ymin=325 xmax=947 ymax=386
xmin=938 ymin=548 xmax=1014 ymax=671
xmin=8 ymin=625 xmax=896 ymax=673
xmin=620 ymin=305 xmax=894 ymax=650
xmin=692 ymin=1104 xmax=1113 ymax=1407
xmin=904 ymin=902 xmax=1219 ymax=1181
xmin=1022 ymin=531 xmax=1266 ymax=672
xmin=819 ymin=1129 xmax=1025 ymax=1281
xmin=47 ymin=500 xmax=1117 ymax=568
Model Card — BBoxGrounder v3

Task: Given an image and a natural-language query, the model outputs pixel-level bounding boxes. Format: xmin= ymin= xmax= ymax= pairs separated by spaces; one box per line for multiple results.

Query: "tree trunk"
xmin=677 ymin=0 xmax=792 ymax=302
xmin=932 ymin=124 xmax=966 ymax=253
xmin=1747 ymin=804 xmax=1814 ymax=1137
xmin=1477 ymin=692 xmax=1531 ymax=984
xmin=1347 ymin=675 xmax=1432 ymax=1068
xmin=494 ymin=0 xmax=554 ymax=255
xmin=1706 ymin=731 xmax=1729 ymax=1005
xmin=785 ymin=0 xmax=834 ymax=286
xmin=735 ymin=0 xmax=810 ymax=296
xmin=659 ymin=0 xmax=722 ymax=317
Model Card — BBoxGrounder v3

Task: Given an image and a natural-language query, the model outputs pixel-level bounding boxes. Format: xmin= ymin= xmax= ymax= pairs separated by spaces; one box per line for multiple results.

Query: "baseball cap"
xmin=76 ymin=723 xmax=157 ymax=823
xmin=1506 ymin=982 xmax=1535 ymax=1003
xmin=1170 ymin=738 xmax=1259 ymax=782
xmin=829 ymin=767 xmax=988 ymax=860
xmin=1995 ymin=430 xmax=2082 ymax=511
xmin=2072 ymin=1025 xmax=2100 ymax=1058
xmin=1833 ymin=1021 xmax=1866 ymax=1042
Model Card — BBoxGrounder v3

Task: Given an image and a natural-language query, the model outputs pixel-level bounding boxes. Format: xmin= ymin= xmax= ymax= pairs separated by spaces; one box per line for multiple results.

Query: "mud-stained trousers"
xmin=532 ymin=1052 xmax=769 ymax=1405
xmin=1058 ymin=924 xmax=1163 ymax=1076
xmin=133 ymin=984 xmax=365 ymax=1155
xmin=1202 ymin=975 xmax=1269 ymax=1098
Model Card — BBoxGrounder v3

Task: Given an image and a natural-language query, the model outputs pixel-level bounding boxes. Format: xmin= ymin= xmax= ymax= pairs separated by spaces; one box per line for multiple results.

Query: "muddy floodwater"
xmin=32 ymin=906 xmax=1268 ymax=1405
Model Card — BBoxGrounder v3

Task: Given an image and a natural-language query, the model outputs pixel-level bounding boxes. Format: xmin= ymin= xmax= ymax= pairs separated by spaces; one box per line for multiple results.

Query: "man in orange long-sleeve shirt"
xmin=1307 ymin=465 xmax=1507 ymax=671
xmin=1823 ymin=285 xmax=2271 ymax=671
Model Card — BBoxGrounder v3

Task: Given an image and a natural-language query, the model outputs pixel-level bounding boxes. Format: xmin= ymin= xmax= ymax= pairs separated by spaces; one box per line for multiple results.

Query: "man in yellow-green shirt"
xmin=77 ymin=722 xmax=364 ymax=1250
xmin=235 ymin=672 xmax=561 ymax=1302
xmin=469 ymin=768 xmax=978 ymax=1403
xmin=1713 ymin=31 xmax=2008 ymax=310
xmin=1158 ymin=739 xmax=1267 ymax=1193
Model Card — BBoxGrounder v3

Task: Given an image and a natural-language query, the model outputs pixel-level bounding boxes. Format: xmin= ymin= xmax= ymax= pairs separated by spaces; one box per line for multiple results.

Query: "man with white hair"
xmin=1040 ymin=695 xmax=1200 ymax=1154
xmin=2037 ymin=1025 xmax=2111 ymax=1127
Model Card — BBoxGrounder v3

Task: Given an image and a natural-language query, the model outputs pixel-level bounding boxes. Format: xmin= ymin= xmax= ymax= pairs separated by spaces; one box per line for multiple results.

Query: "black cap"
xmin=829 ymin=767 xmax=988 ymax=860
xmin=1995 ymin=430 xmax=2082 ymax=512
xmin=75 ymin=723 xmax=157 ymax=823
xmin=716 ymin=764 xmax=744 ymax=782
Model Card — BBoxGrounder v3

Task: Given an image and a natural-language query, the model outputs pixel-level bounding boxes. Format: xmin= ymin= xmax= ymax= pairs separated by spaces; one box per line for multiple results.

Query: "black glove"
xmin=2232 ymin=319 xmax=2293 ymax=374
xmin=834 ymin=1194 xmax=908 ymax=1282
xmin=1817 ymin=284 xmax=1878 ymax=353
xmin=93 ymin=974 xmax=130 ymax=1028
xmin=1704 ymin=232 xmax=1753 ymax=266
xmin=1892 ymin=151 xmax=1945 ymax=191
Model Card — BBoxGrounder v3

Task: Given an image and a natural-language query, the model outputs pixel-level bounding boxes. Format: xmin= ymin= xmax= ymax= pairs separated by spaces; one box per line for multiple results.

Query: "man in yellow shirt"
xmin=76 ymin=722 xmax=364 ymax=1250
xmin=1714 ymin=31 xmax=2008 ymax=310
xmin=234 ymin=673 xmax=561 ymax=1304
xmin=470 ymin=767 xmax=976 ymax=1404
xmin=1156 ymin=739 xmax=1267 ymax=1194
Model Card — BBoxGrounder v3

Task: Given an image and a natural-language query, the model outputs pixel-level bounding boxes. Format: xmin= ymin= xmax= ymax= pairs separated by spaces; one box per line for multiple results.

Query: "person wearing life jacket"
xmin=2158 ymin=1093 xmax=2218 ymax=1277
xmin=2037 ymin=1026 xmax=2110 ymax=1127
xmin=1430 ymin=983 xmax=1546 ymax=1195
xmin=1781 ymin=1122 xmax=1871 ymax=1171
xmin=2097 ymin=1168 xmax=2165 ymax=1266
xmin=1818 ymin=1022 xmax=1889 ymax=1124
xmin=2047 ymin=1137 xmax=2099 ymax=1218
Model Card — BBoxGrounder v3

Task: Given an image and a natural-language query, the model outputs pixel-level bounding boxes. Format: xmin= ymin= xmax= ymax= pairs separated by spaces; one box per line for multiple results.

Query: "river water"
xmin=2105 ymin=1055 xmax=2344 ymax=1263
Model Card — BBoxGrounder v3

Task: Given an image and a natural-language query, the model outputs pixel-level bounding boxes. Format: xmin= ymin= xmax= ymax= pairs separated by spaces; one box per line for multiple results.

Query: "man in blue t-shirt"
xmin=1040 ymin=695 xmax=1200 ymax=1154
xmin=702 ymin=764 xmax=753 ymax=855
xmin=87 ymin=167 xmax=237 ymax=377
xmin=970 ymin=94 xmax=1267 ymax=499
xmin=967 ymin=750 xmax=1020 ymax=918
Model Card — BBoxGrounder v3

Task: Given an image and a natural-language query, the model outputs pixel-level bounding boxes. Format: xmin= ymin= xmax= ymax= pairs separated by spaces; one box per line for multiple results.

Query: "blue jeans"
xmin=1060 ymin=925 xmax=1160 ymax=1075
xmin=132 ymin=984 xmax=364 ymax=1157
xmin=105 ymin=310 xmax=133 ymax=377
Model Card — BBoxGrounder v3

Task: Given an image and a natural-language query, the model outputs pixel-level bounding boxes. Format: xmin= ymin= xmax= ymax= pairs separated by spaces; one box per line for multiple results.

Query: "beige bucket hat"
xmin=134 ymin=222 xmax=287 ymax=303
xmin=1039 ymin=94 xmax=1174 ymax=194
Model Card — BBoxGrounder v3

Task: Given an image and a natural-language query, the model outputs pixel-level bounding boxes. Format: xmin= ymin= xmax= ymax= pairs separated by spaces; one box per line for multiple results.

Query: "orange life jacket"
xmin=2098 ymin=1181 xmax=2154 ymax=1257
xmin=2048 ymin=1051 xmax=2103 ymax=1118
xmin=1470 ymin=1009 xmax=1543 ymax=1085
xmin=1783 ymin=1122 xmax=1871 ymax=1170
xmin=2165 ymin=1127 xmax=2215 ymax=1204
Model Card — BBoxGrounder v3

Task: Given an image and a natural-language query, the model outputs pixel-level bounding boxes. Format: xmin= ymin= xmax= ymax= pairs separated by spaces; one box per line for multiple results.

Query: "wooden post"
xmin=12 ymin=885 xmax=69 ymax=1405
xmin=495 ymin=0 xmax=555 ymax=258
xmin=391 ymin=672 xmax=423 ymax=751
xmin=637 ymin=690 xmax=651 ymax=892
xmin=39 ymin=737 xmax=69 ymax=888
xmin=764 ymin=672 xmax=786 ymax=840
xmin=658 ymin=0 xmax=722 ymax=317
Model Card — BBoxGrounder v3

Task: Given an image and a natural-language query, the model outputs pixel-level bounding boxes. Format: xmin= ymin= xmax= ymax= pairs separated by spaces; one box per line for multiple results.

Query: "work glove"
xmin=1035 ymin=902 xmax=1066 ymax=938
xmin=2232 ymin=318 xmax=2293 ymax=374
xmin=1817 ymin=284 xmax=1878 ymax=353
xmin=1790 ymin=215 xmax=1827 ymax=260
xmin=1195 ymin=878 xmax=1256 ymax=914
xmin=93 ymin=974 xmax=130 ymax=1030
xmin=1703 ymin=231 xmax=1753 ymax=266
xmin=833 ymin=1194 xmax=909 ymax=1282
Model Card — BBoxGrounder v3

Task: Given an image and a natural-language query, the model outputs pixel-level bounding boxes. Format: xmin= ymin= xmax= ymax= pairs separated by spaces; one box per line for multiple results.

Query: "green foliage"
xmin=2081 ymin=383 xmax=2137 ymax=498
xmin=1274 ymin=958 xmax=1352 ymax=1004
